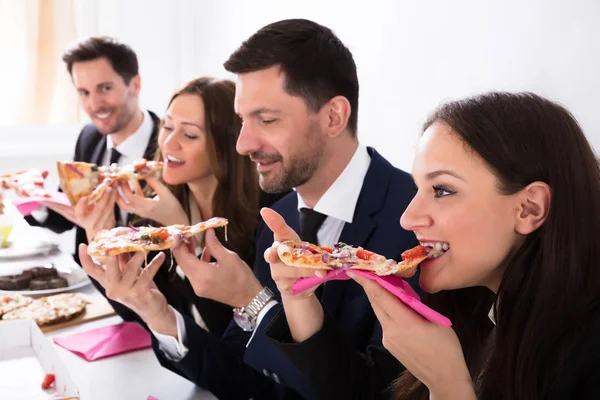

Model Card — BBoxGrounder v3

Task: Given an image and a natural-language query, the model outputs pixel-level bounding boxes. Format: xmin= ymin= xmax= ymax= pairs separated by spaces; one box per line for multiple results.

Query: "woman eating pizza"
xmin=81 ymin=77 xmax=275 ymax=336
xmin=260 ymin=91 xmax=600 ymax=399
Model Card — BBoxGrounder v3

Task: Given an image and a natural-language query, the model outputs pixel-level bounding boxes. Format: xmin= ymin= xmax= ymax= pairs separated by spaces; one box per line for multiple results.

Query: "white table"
xmin=1 ymin=208 xmax=216 ymax=400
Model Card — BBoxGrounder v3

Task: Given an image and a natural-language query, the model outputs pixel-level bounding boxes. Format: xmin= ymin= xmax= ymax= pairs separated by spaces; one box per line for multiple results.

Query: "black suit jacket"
xmin=152 ymin=148 xmax=419 ymax=399
xmin=26 ymin=111 xmax=160 ymax=322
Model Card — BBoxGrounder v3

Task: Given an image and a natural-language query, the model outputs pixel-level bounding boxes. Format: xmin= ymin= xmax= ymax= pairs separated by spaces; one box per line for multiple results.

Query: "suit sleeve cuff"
xmin=246 ymin=300 xmax=279 ymax=347
xmin=151 ymin=306 xmax=189 ymax=361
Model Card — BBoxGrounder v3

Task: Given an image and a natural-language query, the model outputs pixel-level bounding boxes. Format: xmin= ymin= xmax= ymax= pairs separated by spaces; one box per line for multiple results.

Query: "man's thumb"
xmin=260 ymin=208 xmax=300 ymax=242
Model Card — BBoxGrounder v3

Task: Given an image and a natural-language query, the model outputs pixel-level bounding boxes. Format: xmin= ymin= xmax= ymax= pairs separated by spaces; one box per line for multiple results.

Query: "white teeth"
xmin=420 ymin=241 xmax=450 ymax=257
xmin=167 ymin=155 xmax=184 ymax=163
xmin=96 ymin=112 xmax=111 ymax=119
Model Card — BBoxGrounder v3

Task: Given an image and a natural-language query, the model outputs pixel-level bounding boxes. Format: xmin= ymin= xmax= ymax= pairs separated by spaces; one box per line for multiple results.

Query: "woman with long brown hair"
xmin=113 ymin=77 xmax=262 ymax=336
xmin=261 ymin=91 xmax=600 ymax=399
xmin=80 ymin=77 xmax=264 ymax=336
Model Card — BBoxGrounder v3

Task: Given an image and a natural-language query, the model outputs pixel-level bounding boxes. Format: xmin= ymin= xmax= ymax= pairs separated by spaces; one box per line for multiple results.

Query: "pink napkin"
xmin=13 ymin=192 xmax=71 ymax=216
xmin=292 ymin=269 xmax=452 ymax=326
xmin=53 ymin=322 xmax=152 ymax=361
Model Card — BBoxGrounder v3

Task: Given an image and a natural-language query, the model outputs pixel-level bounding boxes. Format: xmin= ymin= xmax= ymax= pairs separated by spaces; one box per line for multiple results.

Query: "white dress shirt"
xmin=103 ymin=109 xmax=154 ymax=224
xmin=153 ymin=144 xmax=372 ymax=360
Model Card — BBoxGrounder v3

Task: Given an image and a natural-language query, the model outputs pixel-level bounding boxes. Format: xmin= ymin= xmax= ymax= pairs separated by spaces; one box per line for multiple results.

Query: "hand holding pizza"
xmin=261 ymin=208 xmax=326 ymax=299
xmin=348 ymin=272 xmax=475 ymax=398
xmin=261 ymin=207 xmax=327 ymax=342
xmin=116 ymin=176 xmax=188 ymax=226
xmin=172 ymin=229 xmax=264 ymax=308
xmin=78 ymin=244 xmax=178 ymax=337
xmin=75 ymin=186 xmax=118 ymax=241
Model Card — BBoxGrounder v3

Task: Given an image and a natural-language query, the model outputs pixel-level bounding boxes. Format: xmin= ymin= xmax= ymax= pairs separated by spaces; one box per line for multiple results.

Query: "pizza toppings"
xmin=133 ymin=158 xmax=147 ymax=172
xmin=88 ymin=217 xmax=229 ymax=260
xmin=277 ymin=241 xmax=438 ymax=278
xmin=0 ymin=169 xmax=51 ymax=197
xmin=0 ymin=294 xmax=34 ymax=316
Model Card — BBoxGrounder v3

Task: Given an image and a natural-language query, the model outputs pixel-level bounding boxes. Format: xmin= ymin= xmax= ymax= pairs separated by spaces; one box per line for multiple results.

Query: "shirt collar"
xmin=106 ymin=109 xmax=153 ymax=158
xmin=297 ymin=144 xmax=371 ymax=223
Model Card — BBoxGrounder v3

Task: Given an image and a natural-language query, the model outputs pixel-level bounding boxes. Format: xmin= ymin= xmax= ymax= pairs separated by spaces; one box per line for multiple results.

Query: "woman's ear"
xmin=515 ymin=181 xmax=551 ymax=235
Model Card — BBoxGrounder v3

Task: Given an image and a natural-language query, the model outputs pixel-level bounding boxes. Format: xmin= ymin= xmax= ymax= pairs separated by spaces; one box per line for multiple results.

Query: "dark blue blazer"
xmin=152 ymin=148 xmax=418 ymax=399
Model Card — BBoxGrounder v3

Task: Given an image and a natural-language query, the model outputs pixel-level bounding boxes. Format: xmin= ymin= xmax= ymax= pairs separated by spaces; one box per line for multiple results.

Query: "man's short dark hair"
xmin=224 ymin=19 xmax=359 ymax=136
xmin=62 ymin=36 xmax=139 ymax=84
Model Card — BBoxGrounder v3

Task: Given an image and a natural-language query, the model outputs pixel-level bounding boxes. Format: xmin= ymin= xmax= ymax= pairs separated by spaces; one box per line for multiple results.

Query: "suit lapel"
xmin=321 ymin=148 xmax=394 ymax=313
xmin=91 ymin=135 xmax=107 ymax=165
xmin=143 ymin=111 xmax=160 ymax=160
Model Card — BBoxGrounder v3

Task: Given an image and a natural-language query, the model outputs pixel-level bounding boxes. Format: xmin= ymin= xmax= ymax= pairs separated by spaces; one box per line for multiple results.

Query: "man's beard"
xmin=255 ymin=122 xmax=325 ymax=193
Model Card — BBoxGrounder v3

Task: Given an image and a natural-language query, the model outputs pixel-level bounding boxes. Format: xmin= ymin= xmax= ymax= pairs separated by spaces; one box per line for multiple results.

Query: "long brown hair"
xmin=395 ymin=92 xmax=600 ymax=399
xmin=149 ymin=77 xmax=260 ymax=263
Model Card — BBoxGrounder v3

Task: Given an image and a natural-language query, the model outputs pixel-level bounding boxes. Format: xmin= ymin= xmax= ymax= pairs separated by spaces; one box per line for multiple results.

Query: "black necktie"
xmin=109 ymin=148 xmax=121 ymax=165
xmin=299 ymin=208 xmax=328 ymax=298
xmin=299 ymin=208 xmax=327 ymax=245
xmin=109 ymin=148 xmax=122 ymax=225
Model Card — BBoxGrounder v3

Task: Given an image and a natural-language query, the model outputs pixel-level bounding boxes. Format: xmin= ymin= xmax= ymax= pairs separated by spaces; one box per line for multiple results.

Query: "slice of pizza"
xmin=87 ymin=217 xmax=229 ymax=261
xmin=0 ymin=168 xmax=51 ymax=198
xmin=0 ymin=294 xmax=34 ymax=316
xmin=2 ymin=293 xmax=88 ymax=326
xmin=277 ymin=241 xmax=436 ymax=278
xmin=57 ymin=158 xmax=163 ymax=206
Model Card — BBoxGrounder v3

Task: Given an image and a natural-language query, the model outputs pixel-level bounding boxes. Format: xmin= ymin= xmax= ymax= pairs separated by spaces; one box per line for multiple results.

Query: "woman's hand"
xmin=116 ymin=177 xmax=188 ymax=226
xmin=349 ymin=272 xmax=476 ymax=399
xmin=79 ymin=244 xmax=177 ymax=337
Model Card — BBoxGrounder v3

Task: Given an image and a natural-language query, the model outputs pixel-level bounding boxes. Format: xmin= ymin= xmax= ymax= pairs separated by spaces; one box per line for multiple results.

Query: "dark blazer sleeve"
xmin=151 ymin=307 xmax=304 ymax=399
xmin=265 ymin=308 xmax=402 ymax=400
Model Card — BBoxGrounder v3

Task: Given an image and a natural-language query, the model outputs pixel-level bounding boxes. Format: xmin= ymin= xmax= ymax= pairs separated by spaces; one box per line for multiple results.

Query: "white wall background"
xmin=2 ymin=0 xmax=600 ymax=176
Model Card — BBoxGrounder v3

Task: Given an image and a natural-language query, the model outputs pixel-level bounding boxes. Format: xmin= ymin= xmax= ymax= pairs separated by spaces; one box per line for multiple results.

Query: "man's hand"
xmin=172 ymin=229 xmax=263 ymax=307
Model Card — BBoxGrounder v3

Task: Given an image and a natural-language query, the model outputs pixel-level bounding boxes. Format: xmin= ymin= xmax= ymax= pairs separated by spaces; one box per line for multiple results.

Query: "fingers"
xmin=260 ymin=208 xmax=300 ymax=242
xmin=144 ymin=176 xmax=170 ymax=197
xmin=264 ymin=246 xmax=281 ymax=264
xmin=120 ymin=251 xmax=148 ymax=288
xmin=172 ymin=236 xmax=200 ymax=265
xmin=103 ymin=252 xmax=123 ymax=286
xmin=79 ymin=244 xmax=105 ymax=283
xmin=348 ymin=271 xmax=427 ymax=327
xmin=137 ymin=252 xmax=166 ymax=288
xmin=118 ymin=181 xmax=139 ymax=207
xmin=203 ymin=229 xmax=231 ymax=260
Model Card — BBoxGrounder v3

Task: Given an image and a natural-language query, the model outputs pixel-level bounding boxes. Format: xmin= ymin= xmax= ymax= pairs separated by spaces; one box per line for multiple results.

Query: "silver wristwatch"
xmin=233 ymin=287 xmax=275 ymax=332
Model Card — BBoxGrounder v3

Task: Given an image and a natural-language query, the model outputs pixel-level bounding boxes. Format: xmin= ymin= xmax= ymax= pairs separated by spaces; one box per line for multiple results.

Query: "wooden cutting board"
xmin=40 ymin=293 xmax=116 ymax=333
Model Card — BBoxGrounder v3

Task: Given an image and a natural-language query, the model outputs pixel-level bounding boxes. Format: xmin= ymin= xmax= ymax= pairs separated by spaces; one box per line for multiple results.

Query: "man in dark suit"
xmin=26 ymin=36 xmax=160 ymax=320
xmin=79 ymin=19 xmax=418 ymax=399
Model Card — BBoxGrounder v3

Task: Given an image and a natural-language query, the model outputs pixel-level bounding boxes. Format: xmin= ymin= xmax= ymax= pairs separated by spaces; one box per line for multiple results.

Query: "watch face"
xmin=233 ymin=312 xmax=255 ymax=332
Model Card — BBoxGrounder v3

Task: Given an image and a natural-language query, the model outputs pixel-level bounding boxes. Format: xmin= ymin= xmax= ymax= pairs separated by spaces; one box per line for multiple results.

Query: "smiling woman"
xmin=109 ymin=77 xmax=263 ymax=335
xmin=263 ymin=91 xmax=600 ymax=400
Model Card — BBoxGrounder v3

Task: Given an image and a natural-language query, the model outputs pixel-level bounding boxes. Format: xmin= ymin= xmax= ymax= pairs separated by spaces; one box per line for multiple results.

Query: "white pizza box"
xmin=0 ymin=319 xmax=80 ymax=399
